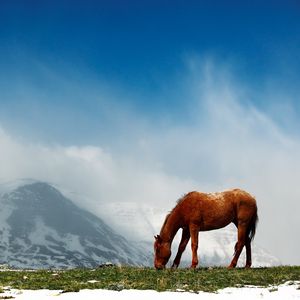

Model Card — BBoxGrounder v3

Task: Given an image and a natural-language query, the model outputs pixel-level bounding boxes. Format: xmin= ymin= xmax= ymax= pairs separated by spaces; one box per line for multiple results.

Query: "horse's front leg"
xmin=189 ymin=223 xmax=199 ymax=268
xmin=172 ymin=228 xmax=190 ymax=268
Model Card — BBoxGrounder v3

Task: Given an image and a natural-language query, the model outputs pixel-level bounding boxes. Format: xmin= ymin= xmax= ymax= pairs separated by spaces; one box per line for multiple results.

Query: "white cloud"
xmin=0 ymin=126 xmax=195 ymax=211
xmin=1 ymin=59 xmax=300 ymax=264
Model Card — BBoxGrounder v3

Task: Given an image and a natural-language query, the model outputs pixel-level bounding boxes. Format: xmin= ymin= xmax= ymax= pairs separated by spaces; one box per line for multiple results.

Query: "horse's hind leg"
xmin=245 ymin=237 xmax=252 ymax=268
xmin=228 ymin=223 xmax=247 ymax=269
xmin=172 ymin=228 xmax=190 ymax=268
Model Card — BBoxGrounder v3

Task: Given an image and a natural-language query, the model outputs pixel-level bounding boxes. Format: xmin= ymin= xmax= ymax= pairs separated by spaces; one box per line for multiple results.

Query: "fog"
xmin=1 ymin=60 xmax=299 ymax=264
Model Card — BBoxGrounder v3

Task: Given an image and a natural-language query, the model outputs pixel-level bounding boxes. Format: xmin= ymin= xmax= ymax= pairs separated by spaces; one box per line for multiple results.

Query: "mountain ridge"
xmin=0 ymin=179 xmax=280 ymax=269
xmin=0 ymin=180 xmax=149 ymax=269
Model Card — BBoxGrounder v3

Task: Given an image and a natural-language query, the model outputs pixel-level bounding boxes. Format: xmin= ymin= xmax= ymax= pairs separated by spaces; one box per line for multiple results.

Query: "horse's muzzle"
xmin=154 ymin=264 xmax=165 ymax=270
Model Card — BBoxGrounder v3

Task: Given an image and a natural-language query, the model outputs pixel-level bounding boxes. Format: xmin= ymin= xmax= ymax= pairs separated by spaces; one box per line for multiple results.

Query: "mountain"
xmin=0 ymin=180 xmax=150 ymax=269
xmin=0 ymin=180 xmax=280 ymax=269
xmin=98 ymin=202 xmax=281 ymax=267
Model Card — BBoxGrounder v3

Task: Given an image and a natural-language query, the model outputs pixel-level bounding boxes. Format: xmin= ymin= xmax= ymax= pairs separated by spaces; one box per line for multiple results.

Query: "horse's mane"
xmin=159 ymin=194 xmax=187 ymax=235
xmin=176 ymin=194 xmax=186 ymax=205
xmin=160 ymin=213 xmax=171 ymax=235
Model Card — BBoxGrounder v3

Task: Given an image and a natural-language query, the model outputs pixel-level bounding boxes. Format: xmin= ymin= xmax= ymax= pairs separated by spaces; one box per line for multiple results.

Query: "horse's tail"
xmin=248 ymin=209 xmax=258 ymax=241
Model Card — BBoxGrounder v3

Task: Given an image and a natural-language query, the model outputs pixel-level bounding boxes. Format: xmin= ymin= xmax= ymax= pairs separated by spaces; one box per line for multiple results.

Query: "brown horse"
xmin=154 ymin=189 xmax=258 ymax=269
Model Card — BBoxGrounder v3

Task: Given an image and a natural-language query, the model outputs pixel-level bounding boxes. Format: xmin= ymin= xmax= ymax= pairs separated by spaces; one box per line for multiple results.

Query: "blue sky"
xmin=1 ymin=1 xmax=300 ymax=144
xmin=1 ymin=1 xmax=300 ymax=264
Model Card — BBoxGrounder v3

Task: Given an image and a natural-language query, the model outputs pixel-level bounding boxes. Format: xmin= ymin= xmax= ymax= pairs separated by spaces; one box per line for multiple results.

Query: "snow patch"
xmin=0 ymin=179 xmax=38 ymax=197
xmin=1 ymin=282 xmax=299 ymax=299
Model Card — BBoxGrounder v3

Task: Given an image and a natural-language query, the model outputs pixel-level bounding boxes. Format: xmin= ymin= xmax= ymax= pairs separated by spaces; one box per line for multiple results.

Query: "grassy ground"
xmin=0 ymin=266 xmax=299 ymax=293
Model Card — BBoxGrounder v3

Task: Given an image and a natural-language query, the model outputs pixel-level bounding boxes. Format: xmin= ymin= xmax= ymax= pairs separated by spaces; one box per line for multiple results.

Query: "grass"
xmin=0 ymin=266 xmax=299 ymax=293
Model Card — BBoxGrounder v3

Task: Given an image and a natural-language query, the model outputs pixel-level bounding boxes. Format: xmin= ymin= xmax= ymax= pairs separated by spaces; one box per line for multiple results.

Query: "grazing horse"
xmin=154 ymin=189 xmax=258 ymax=269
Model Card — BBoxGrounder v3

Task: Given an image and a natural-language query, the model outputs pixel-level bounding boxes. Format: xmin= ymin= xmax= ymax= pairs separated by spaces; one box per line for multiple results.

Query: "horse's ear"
xmin=155 ymin=235 xmax=162 ymax=243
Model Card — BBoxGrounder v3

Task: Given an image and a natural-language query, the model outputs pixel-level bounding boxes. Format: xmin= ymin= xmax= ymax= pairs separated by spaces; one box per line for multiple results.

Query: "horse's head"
xmin=154 ymin=235 xmax=171 ymax=269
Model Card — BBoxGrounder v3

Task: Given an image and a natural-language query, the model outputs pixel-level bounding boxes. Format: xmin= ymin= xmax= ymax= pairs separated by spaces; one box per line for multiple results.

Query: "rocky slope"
xmin=0 ymin=180 xmax=150 ymax=269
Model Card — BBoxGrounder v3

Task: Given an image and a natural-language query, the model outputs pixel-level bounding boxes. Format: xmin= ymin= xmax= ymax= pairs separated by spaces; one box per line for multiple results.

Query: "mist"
xmin=0 ymin=59 xmax=299 ymax=265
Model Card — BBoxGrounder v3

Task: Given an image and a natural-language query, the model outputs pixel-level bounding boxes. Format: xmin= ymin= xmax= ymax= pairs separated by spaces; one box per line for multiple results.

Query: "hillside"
xmin=0 ymin=179 xmax=280 ymax=269
xmin=0 ymin=180 xmax=149 ymax=268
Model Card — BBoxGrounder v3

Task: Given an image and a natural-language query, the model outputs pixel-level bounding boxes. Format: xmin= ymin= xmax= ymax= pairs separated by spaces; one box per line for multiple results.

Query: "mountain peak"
xmin=0 ymin=181 xmax=149 ymax=269
xmin=0 ymin=178 xmax=40 ymax=196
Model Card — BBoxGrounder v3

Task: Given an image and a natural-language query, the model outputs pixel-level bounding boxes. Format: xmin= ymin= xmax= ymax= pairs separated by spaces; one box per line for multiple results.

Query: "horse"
xmin=154 ymin=189 xmax=258 ymax=269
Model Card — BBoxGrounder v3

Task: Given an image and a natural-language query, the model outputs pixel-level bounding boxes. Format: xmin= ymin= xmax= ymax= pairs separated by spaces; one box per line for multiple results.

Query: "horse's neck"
xmin=160 ymin=210 xmax=181 ymax=243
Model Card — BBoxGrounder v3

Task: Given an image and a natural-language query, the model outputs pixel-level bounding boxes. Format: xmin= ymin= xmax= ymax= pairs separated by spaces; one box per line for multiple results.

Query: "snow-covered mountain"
xmin=0 ymin=180 xmax=150 ymax=269
xmin=98 ymin=202 xmax=281 ymax=267
xmin=0 ymin=180 xmax=280 ymax=269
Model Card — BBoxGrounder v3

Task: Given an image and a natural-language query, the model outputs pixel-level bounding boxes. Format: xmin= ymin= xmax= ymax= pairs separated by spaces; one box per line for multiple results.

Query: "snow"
xmin=97 ymin=201 xmax=280 ymax=267
xmin=0 ymin=178 xmax=38 ymax=196
xmin=0 ymin=180 xmax=280 ymax=269
xmin=2 ymin=282 xmax=299 ymax=300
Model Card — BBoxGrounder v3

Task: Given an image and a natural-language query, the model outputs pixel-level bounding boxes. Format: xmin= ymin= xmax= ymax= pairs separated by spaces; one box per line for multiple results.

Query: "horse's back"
xmin=177 ymin=189 xmax=256 ymax=230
